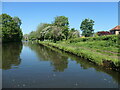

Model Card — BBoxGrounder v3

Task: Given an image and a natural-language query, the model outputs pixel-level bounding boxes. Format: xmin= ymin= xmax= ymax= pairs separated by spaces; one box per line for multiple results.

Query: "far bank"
xmin=38 ymin=35 xmax=120 ymax=72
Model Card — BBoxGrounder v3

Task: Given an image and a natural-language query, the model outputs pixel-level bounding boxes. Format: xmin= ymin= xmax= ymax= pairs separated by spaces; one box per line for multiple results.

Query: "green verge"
xmin=38 ymin=35 xmax=120 ymax=71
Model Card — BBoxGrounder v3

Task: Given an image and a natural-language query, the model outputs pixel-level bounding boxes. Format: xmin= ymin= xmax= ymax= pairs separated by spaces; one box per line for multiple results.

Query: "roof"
xmin=97 ymin=31 xmax=110 ymax=33
xmin=97 ymin=31 xmax=111 ymax=35
xmin=110 ymin=25 xmax=120 ymax=31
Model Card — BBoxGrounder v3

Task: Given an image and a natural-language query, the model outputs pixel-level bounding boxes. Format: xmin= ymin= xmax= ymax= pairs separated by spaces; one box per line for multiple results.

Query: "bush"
xmin=69 ymin=35 xmax=118 ymax=44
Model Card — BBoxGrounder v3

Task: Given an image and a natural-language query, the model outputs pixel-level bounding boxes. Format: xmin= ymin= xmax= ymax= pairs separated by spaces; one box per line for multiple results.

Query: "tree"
xmin=34 ymin=23 xmax=52 ymax=41
xmin=62 ymin=26 xmax=69 ymax=40
xmin=53 ymin=16 xmax=69 ymax=27
xmin=28 ymin=31 xmax=37 ymax=40
xmin=27 ymin=16 xmax=81 ymax=42
xmin=71 ymin=28 xmax=76 ymax=32
xmin=12 ymin=16 xmax=22 ymax=26
xmin=50 ymin=26 xmax=64 ymax=42
xmin=80 ymin=19 xmax=94 ymax=37
xmin=41 ymin=26 xmax=53 ymax=40
xmin=68 ymin=28 xmax=80 ymax=39
xmin=41 ymin=26 xmax=64 ymax=42
xmin=1 ymin=14 xmax=23 ymax=42
xmin=53 ymin=16 xmax=69 ymax=40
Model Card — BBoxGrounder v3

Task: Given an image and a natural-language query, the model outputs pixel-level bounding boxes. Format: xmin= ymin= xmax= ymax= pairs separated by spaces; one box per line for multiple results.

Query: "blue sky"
xmin=2 ymin=2 xmax=118 ymax=34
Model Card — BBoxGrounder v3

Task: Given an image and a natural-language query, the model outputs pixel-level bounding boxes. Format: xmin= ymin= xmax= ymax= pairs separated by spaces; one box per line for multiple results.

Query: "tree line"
xmin=0 ymin=13 xmax=94 ymax=43
xmin=25 ymin=16 xmax=94 ymax=42
xmin=24 ymin=16 xmax=80 ymax=43
xmin=0 ymin=13 xmax=23 ymax=42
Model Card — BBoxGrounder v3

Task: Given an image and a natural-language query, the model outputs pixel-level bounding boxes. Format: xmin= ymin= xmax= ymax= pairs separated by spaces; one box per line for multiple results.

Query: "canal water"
xmin=2 ymin=42 xmax=120 ymax=88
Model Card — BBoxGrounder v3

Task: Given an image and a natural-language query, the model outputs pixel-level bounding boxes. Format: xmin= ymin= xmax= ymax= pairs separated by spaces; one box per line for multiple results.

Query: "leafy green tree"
xmin=41 ymin=26 xmax=52 ymax=40
xmin=53 ymin=16 xmax=69 ymax=27
xmin=62 ymin=26 xmax=69 ymax=40
xmin=71 ymin=28 xmax=76 ymax=32
xmin=36 ymin=23 xmax=52 ymax=41
xmin=27 ymin=15 xmax=81 ymax=42
xmin=28 ymin=31 xmax=37 ymax=40
xmin=40 ymin=26 xmax=64 ymax=42
xmin=68 ymin=28 xmax=80 ymax=39
xmin=80 ymin=18 xmax=94 ymax=37
xmin=53 ymin=16 xmax=69 ymax=40
xmin=50 ymin=26 xmax=64 ymax=42
xmin=34 ymin=22 xmax=65 ymax=42
xmin=1 ymin=13 xmax=23 ymax=42
xmin=12 ymin=16 xmax=22 ymax=26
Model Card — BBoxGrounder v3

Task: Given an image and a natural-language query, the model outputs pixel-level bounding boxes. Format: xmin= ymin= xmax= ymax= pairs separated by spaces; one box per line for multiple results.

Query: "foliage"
xmin=39 ymin=35 xmax=120 ymax=69
xmin=68 ymin=35 xmax=118 ymax=45
xmin=62 ymin=26 xmax=69 ymax=40
xmin=68 ymin=28 xmax=80 ymax=39
xmin=0 ymin=13 xmax=23 ymax=42
xmin=53 ymin=16 xmax=69 ymax=27
xmin=94 ymin=33 xmax=99 ymax=37
xmin=53 ymin=16 xmax=69 ymax=40
xmin=12 ymin=16 xmax=22 ymax=27
xmin=80 ymin=18 xmax=94 ymax=37
xmin=27 ymin=16 xmax=80 ymax=42
xmin=23 ymin=34 xmax=29 ymax=41
xmin=36 ymin=23 xmax=52 ymax=40
xmin=28 ymin=31 xmax=37 ymax=40
xmin=50 ymin=26 xmax=64 ymax=42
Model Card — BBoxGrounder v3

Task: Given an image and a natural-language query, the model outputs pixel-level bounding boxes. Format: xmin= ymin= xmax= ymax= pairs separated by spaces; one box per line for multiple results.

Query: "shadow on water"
xmin=23 ymin=41 xmax=68 ymax=72
xmin=2 ymin=42 xmax=23 ymax=70
xmin=23 ymin=41 xmax=120 ymax=85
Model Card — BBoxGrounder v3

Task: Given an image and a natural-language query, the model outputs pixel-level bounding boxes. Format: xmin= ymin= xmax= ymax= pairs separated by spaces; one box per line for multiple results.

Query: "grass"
xmin=38 ymin=35 xmax=120 ymax=71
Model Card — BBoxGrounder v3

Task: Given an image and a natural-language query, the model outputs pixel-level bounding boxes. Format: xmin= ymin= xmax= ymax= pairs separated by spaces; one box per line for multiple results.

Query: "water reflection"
xmin=23 ymin=41 xmax=68 ymax=72
xmin=2 ymin=42 xmax=23 ymax=70
xmin=2 ymin=41 xmax=120 ymax=88
xmin=23 ymin=41 xmax=120 ymax=85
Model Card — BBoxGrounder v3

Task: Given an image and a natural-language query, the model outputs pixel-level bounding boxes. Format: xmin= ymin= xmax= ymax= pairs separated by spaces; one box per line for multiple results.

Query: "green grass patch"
xmin=38 ymin=35 xmax=120 ymax=70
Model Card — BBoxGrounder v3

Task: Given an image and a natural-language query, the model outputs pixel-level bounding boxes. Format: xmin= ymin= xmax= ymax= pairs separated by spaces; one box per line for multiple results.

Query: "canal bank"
xmin=38 ymin=41 xmax=120 ymax=72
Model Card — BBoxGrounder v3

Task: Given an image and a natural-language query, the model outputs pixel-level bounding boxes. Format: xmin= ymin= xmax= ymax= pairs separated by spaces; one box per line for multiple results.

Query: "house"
xmin=110 ymin=25 xmax=120 ymax=35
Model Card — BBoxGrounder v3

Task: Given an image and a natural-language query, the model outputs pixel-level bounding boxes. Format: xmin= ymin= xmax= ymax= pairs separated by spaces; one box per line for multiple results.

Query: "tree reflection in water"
xmin=23 ymin=41 xmax=120 ymax=84
xmin=2 ymin=42 xmax=23 ymax=70
xmin=23 ymin=41 xmax=68 ymax=72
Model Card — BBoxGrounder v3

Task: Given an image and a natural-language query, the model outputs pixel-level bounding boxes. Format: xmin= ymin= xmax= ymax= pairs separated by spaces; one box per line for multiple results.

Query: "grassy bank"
xmin=38 ymin=35 xmax=120 ymax=71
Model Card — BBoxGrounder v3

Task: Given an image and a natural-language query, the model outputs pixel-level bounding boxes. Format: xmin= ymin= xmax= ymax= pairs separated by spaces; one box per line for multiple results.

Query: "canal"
xmin=2 ymin=42 xmax=120 ymax=88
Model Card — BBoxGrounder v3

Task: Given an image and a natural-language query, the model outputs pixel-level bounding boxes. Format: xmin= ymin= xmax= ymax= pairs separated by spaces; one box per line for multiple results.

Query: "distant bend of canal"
xmin=2 ymin=41 xmax=120 ymax=88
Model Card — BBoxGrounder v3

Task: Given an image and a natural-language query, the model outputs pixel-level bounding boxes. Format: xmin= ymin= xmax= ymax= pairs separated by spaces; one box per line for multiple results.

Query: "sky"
xmin=2 ymin=0 xmax=120 ymax=2
xmin=2 ymin=2 xmax=118 ymax=34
